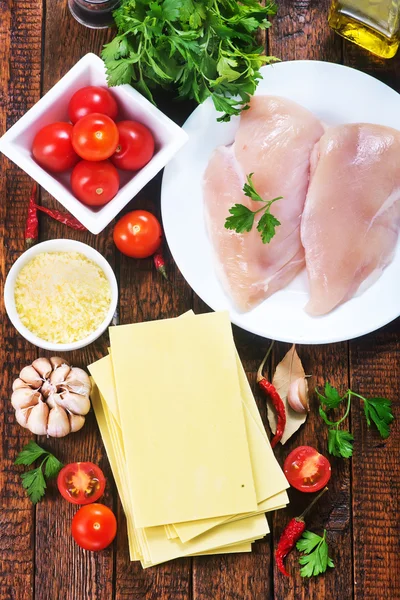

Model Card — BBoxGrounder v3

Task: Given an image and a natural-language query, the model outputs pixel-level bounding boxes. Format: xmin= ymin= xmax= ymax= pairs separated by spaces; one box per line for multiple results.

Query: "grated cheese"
xmin=15 ymin=251 xmax=112 ymax=344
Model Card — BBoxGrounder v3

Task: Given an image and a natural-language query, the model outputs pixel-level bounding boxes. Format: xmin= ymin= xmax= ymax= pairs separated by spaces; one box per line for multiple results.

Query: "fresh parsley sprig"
xmin=15 ymin=441 xmax=63 ymax=504
xmin=296 ymin=530 xmax=334 ymax=578
xmin=317 ymin=383 xmax=394 ymax=459
xmin=224 ymin=173 xmax=282 ymax=243
xmin=102 ymin=0 xmax=278 ymax=122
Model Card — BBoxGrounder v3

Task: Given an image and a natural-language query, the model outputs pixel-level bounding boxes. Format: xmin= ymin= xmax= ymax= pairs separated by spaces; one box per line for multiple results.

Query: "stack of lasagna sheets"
xmin=88 ymin=310 xmax=289 ymax=568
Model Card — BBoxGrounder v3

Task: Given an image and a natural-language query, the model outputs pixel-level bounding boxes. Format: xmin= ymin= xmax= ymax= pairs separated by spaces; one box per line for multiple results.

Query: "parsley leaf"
xmin=296 ymin=530 xmax=334 ymax=578
xmin=20 ymin=467 xmax=47 ymax=505
xmin=102 ymin=0 xmax=278 ymax=121
xmin=362 ymin=396 xmax=393 ymax=439
xmin=317 ymin=383 xmax=394 ymax=459
xmin=224 ymin=173 xmax=282 ymax=243
xmin=15 ymin=442 xmax=63 ymax=504
xmin=15 ymin=440 xmax=47 ymax=466
xmin=316 ymin=382 xmax=343 ymax=409
xmin=225 ymin=204 xmax=256 ymax=234
xmin=328 ymin=428 xmax=354 ymax=458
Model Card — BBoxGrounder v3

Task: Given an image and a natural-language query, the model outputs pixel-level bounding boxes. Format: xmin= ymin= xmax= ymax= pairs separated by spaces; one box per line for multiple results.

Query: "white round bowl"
xmin=4 ymin=239 xmax=118 ymax=351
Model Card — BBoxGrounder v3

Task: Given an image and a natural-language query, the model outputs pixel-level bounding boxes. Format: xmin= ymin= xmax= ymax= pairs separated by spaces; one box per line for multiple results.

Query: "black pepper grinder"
xmin=68 ymin=0 xmax=121 ymax=29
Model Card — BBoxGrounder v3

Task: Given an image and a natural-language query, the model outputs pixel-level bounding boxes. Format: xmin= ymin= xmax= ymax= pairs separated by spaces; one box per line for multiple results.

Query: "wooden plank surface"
xmin=0 ymin=1 xmax=43 ymax=599
xmin=0 ymin=1 xmax=399 ymax=599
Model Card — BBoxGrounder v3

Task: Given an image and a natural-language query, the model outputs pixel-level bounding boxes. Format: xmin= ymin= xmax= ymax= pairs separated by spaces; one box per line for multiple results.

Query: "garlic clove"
xmin=27 ymin=399 xmax=49 ymax=436
xmin=15 ymin=406 xmax=34 ymax=428
xmin=69 ymin=413 xmax=85 ymax=433
xmin=32 ymin=357 xmax=52 ymax=379
xmin=58 ymin=390 xmax=91 ymax=416
xmin=287 ymin=377 xmax=310 ymax=414
xmin=11 ymin=388 xmax=41 ymax=410
xmin=46 ymin=392 xmax=57 ymax=409
xmin=64 ymin=368 xmax=92 ymax=396
xmin=19 ymin=365 xmax=42 ymax=388
xmin=47 ymin=403 xmax=71 ymax=437
xmin=50 ymin=356 xmax=70 ymax=369
xmin=12 ymin=378 xmax=31 ymax=391
xmin=40 ymin=380 xmax=56 ymax=399
xmin=50 ymin=364 xmax=71 ymax=387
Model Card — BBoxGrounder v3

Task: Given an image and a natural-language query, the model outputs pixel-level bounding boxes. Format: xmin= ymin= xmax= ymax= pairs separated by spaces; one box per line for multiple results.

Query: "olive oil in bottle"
xmin=329 ymin=0 xmax=400 ymax=58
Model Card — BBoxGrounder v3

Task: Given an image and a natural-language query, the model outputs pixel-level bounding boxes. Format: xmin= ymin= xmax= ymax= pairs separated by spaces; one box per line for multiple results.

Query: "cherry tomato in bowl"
xmin=71 ymin=160 xmax=119 ymax=207
xmin=110 ymin=121 xmax=155 ymax=171
xmin=284 ymin=446 xmax=331 ymax=493
xmin=32 ymin=122 xmax=79 ymax=172
xmin=72 ymin=113 xmax=119 ymax=161
xmin=57 ymin=462 xmax=106 ymax=505
xmin=72 ymin=503 xmax=117 ymax=551
xmin=113 ymin=210 xmax=162 ymax=258
xmin=68 ymin=86 xmax=118 ymax=124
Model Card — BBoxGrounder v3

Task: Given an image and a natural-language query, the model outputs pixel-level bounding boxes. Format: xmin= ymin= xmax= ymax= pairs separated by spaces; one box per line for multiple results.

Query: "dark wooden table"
xmin=1 ymin=1 xmax=399 ymax=599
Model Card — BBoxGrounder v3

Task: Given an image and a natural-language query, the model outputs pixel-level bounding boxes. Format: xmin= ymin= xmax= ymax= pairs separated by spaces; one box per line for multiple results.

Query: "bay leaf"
xmin=267 ymin=344 xmax=308 ymax=445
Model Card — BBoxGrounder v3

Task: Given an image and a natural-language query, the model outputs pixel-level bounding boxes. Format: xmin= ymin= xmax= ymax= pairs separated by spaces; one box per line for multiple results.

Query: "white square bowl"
xmin=0 ymin=53 xmax=188 ymax=234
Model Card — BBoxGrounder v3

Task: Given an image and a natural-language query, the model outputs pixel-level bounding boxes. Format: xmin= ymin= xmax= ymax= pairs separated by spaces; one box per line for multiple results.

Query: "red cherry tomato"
xmin=68 ymin=86 xmax=118 ymax=124
xmin=284 ymin=446 xmax=331 ymax=493
xmin=71 ymin=160 xmax=119 ymax=206
xmin=113 ymin=210 xmax=162 ymax=258
xmin=72 ymin=113 xmax=119 ymax=161
xmin=57 ymin=462 xmax=106 ymax=505
xmin=110 ymin=121 xmax=155 ymax=171
xmin=32 ymin=122 xmax=79 ymax=172
xmin=72 ymin=503 xmax=117 ymax=551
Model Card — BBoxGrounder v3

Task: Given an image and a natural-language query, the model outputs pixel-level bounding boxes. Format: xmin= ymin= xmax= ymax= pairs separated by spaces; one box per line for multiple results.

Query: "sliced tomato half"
xmin=283 ymin=446 xmax=331 ymax=493
xmin=57 ymin=462 xmax=106 ymax=505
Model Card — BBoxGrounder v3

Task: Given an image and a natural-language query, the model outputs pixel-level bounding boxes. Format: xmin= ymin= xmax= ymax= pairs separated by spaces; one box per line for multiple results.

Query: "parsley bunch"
xmin=102 ymin=0 xmax=278 ymax=121
xmin=224 ymin=173 xmax=282 ymax=243
xmin=317 ymin=383 xmax=394 ymax=459
xmin=15 ymin=441 xmax=63 ymax=504
xmin=296 ymin=530 xmax=334 ymax=578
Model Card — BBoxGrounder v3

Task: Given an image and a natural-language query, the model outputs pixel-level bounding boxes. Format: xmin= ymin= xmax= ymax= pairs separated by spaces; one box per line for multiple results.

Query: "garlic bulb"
xmin=11 ymin=357 xmax=92 ymax=437
xmin=287 ymin=377 xmax=310 ymax=414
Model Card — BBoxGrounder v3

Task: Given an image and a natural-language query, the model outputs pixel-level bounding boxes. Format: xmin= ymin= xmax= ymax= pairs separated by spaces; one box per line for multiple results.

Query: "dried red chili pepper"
xmin=25 ymin=183 xmax=39 ymax=248
xmin=153 ymin=251 xmax=168 ymax=280
xmin=257 ymin=340 xmax=286 ymax=448
xmin=275 ymin=487 xmax=328 ymax=577
xmin=35 ymin=204 xmax=86 ymax=231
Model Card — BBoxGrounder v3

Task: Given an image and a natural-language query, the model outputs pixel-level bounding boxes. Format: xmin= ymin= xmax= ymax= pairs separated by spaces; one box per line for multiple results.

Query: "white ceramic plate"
xmin=161 ymin=60 xmax=400 ymax=344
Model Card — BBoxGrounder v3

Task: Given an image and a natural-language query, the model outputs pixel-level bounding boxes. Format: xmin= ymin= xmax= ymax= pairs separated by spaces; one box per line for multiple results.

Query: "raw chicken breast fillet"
xmin=203 ymin=96 xmax=324 ymax=312
xmin=301 ymin=123 xmax=400 ymax=315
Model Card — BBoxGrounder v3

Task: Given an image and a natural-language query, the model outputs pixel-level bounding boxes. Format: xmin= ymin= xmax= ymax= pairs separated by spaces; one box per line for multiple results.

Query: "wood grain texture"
xmin=32 ymin=3 xmax=115 ymax=600
xmin=350 ymin=321 xmax=400 ymax=600
xmin=115 ymin=179 xmax=193 ymax=600
xmin=0 ymin=1 xmax=42 ymax=599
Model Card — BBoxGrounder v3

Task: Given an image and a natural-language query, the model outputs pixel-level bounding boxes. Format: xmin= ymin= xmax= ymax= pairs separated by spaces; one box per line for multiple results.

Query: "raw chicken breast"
xmin=301 ymin=123 xmax=400 ymax=315
xmin=204 ymin=96 xmax=324 ymax=312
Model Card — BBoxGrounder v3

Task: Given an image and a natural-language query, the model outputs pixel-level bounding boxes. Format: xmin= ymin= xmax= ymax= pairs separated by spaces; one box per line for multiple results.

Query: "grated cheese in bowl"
xmin=14 ymin=251 xmax=112 ymax=344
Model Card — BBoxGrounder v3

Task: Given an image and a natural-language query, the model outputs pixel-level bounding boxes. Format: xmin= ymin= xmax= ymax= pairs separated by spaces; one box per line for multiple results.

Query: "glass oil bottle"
xmin=329 ymin=0 xmax=400 ymax=58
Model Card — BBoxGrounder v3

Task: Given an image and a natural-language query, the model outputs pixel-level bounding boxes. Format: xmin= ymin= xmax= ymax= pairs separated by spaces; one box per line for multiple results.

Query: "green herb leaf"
xmin=316 ymin=382 xmax=343 ymax=409
xmin=44 ymin=454 xmax=64 ymax=480
xmin=297 ymin=530 xmax=334 ymax=578
xmin=224 ymin=173 xmax=282 ymax=243
xmin=225 ymin=204 xmax=256 ymax=234
xmin=328 ymin=428 xmax=354 ymax=458
xmin=257 ymin=211 xmax=281 ymax=244
xmin=20 ymin=467 xmax=47 ymax=505
xmin=362 ymin=396 xmax=393 ymax=439
xmin=102 ymin=0 xmax=278 ymax=120
xmin=15 ymin=442 xmax=63 ymax=504
xmin=15 ymin=441 xmax=48 ymax=466
xmin=243 ymin=173 xmax=264 ymax=203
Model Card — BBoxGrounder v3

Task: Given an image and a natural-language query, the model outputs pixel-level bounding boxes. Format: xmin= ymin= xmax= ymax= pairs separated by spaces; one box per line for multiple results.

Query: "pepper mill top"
xmin=68 ymin=0 xmax=121 ymax=29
